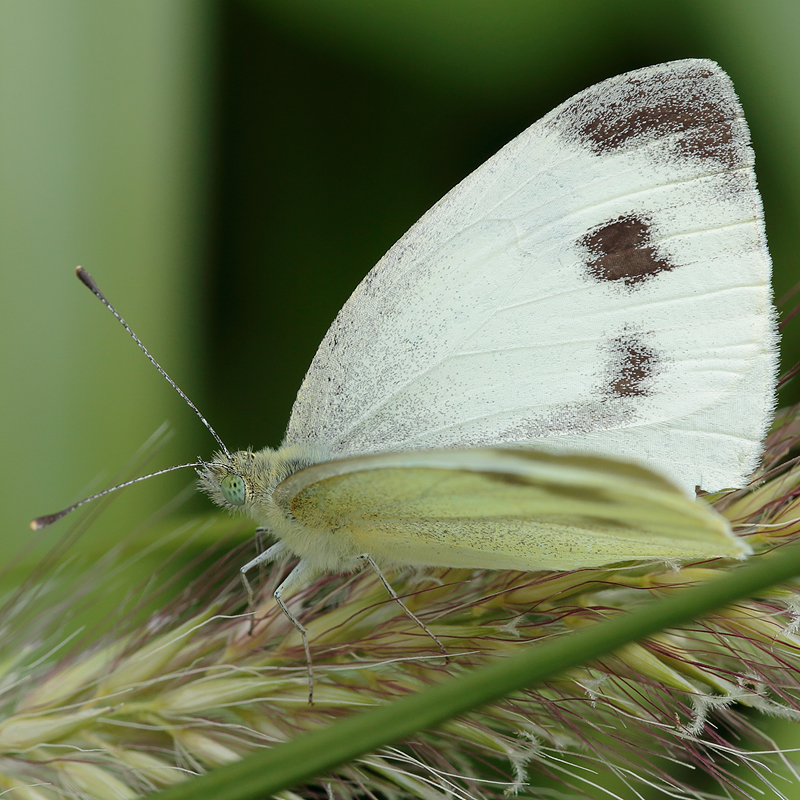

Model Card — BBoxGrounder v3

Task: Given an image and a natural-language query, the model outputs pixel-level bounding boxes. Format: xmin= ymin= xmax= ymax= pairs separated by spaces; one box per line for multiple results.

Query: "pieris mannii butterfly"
xmin=201 ymin=57 xmax=775 ymax=572
xmin=35 ymin=59 xmax=776 ymax=688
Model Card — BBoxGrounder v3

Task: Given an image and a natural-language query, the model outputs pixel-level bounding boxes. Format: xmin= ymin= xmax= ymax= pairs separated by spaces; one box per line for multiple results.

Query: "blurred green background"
xmin=1 ymin=1 xmax=800 ymax=795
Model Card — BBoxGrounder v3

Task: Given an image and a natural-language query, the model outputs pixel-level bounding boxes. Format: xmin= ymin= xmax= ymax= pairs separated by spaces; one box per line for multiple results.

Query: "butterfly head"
xmin=197 ymin=444 xmax=316 ymax=517
xmin=199 ymin=449 xmax=260 ymax=512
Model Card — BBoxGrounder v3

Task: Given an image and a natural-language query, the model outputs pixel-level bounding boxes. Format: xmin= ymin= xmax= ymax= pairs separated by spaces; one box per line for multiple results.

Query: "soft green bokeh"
xmin=0 ymin=2 xmax=213 ymax=582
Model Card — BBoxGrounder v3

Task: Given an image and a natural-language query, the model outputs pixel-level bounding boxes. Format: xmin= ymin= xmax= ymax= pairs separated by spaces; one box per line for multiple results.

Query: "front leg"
xmin=272 ymin=559 xmax=321 ymax=704
xmin=240 ymin=539 xmax=288 ymax=608
xmin=240 ymin=542 xmax=320 ymax=702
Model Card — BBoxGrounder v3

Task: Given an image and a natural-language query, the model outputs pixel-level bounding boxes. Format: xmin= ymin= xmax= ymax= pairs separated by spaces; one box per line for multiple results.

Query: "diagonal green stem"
xmin=152 ymin=541 xmax=800 ymax=800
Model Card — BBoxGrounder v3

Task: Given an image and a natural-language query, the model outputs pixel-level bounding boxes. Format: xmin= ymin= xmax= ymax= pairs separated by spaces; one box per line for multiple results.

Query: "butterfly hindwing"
xmin=273 ymin=448 xmax=747 ymax=571
xmin=284 ymin=60 xmax=776 ymax=494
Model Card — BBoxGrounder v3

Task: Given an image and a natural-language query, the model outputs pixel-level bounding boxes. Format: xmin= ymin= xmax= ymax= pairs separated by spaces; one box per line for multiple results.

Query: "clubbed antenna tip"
xmin=30 ymin=511 xmax=69 ymax=530
xmin=75 ymin=265 xmax=100 ymax=294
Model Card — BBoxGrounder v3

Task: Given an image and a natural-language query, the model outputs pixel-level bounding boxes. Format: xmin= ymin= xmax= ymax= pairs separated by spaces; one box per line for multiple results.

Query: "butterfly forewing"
xmin=284 ymin=60 xmax=776 ymax=494
xmin=274 ymin=449 xmax=747 ymax=571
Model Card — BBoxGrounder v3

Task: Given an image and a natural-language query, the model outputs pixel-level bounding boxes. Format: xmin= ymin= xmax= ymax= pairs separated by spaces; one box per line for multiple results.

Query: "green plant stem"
xmin=151 ymin=541 xmax=800 ymax=800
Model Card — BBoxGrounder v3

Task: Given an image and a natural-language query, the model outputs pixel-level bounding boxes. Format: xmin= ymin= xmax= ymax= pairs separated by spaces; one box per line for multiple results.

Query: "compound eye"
xmin=220 ymin=474 xmax=247 ymax=506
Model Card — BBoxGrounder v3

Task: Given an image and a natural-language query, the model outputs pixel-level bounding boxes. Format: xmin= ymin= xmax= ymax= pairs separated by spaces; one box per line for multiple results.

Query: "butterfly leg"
xmin=273 ymin=559 xmax=320 ymax=704
xmin=240 ymin=538 xmax=287 ymax=613
xmin=356 ymin=553 xmax=448 ymax=661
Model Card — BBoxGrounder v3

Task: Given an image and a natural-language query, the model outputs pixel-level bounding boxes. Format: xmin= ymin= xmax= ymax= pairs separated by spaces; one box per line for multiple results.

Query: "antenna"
xmin=31 ymin=267 xmax=232 ymax=530
xmin=75 ymin=267 xmax=231 ymax=459
xmin=31 ymin=462 xmax=204 ymax=530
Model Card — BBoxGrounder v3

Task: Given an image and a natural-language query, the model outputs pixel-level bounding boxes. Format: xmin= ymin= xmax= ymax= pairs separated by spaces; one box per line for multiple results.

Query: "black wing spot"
xmin=579 ymin=214 xmax=674 ymax=288
xmin=601 ymin=333 xmax=661 ymax=398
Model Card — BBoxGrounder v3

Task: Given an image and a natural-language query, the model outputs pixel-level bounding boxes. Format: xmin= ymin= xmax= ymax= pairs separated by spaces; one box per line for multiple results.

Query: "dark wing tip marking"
xmin=554 ymin=61 xmax=742 ymax=167
xmin=579 ymin=214 xmax=674 ymax=288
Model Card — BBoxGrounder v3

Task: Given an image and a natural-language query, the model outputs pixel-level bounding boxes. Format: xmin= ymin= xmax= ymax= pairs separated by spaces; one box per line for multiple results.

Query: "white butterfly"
xmin=36 ymin=59 xmax=777 ymax=693
xmin=200 ymin=57 xmax=775 ymax=580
